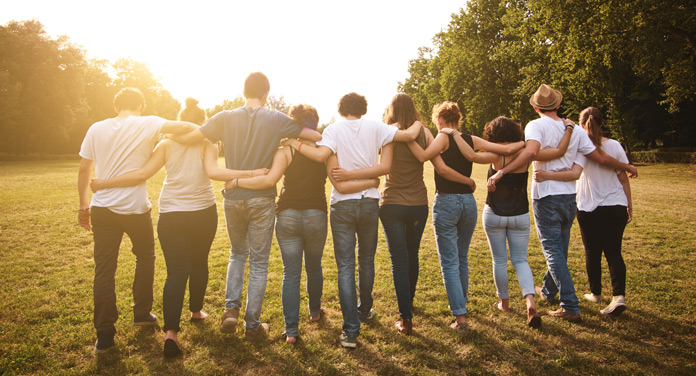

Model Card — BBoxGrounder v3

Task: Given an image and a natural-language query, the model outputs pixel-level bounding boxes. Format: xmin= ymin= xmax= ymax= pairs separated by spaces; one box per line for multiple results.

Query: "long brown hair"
xmin=383 ymin=93 xmax=421 ymax=129
xmin=579 ymin=107 xmax=605 ymax=151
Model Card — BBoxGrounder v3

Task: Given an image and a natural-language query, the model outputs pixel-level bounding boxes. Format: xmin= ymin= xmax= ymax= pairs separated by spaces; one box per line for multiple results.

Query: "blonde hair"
xmin=431 ymin=101 xmax=461 ymax=128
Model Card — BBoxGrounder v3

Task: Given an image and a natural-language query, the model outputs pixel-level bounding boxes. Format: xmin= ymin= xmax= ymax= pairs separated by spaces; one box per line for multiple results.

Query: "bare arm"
xmin=203 ymin=141 xmax=268 ymax=181
xmin=298 ymin=128 xmax=322 ymax=142
xmin=488 ymin=140 xmax=541 ymax=192
xmin=90 ymin=141 xmax=168 ymax=192
xmin=617 ymin=171 xmax=633 ymax=224
xmin=471 ymin=135 xmax=525 ymax=156
xmin=533 ymin=163 xmax=583 ymax=182
xmin=392 ymin=121 xmax=423 ymax=142
xmin=536 ymin=124 xmax=573 ymax=161
xmin=446 ymin=132 xmax=503 ymax=164
xmin=586 ymin=149 xmax=638 ymax=178
xmin=160 ymin=120 xmax=198 ymax=135
xmin=325 ymin=154 xmax=380 ymax=194
xmin=407 ymin=132 xmax=448 ymax=162
xmin=330 ymin=143 xmax=394 ymax=181
xmin=430 ymin=155 xmax=476 ymax=191
xmin=288 ymin=139 xmax=333 ymax=163
xmin=77 ymin=158 xmax=94 ymax=230
xmin=170 ymin=128 xmax=206 ymax=144
xmin=226 ymin=147 xmax=289 ymax=190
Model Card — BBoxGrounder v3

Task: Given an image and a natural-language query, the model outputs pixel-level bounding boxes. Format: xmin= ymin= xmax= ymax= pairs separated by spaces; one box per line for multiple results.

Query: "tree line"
xmin=399 ymin=0 xmax=696 ymax=152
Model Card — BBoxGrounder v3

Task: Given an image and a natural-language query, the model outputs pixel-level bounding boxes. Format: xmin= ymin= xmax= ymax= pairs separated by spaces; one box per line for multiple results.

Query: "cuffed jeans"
xmin=432 ymin=193 xmax=477 ymax=316
xmin=577 ymin=206 xmax=628 ymax=297
xmin=91 ymin=206 xmax=155 ymax=335
xmin=276 ymin=209 xmax=327 ymax=337
xmin=533 ymin=194 xmax=580 ymax=315
xmin=330 ymin=198 xmax=379 ymax=338
xmin=158 ymin=205 xmax=217 ymax=332
xmin=379 ymin=204 xmax=428 ymax=320
xmin=224 ymin=197 xmax=275 ymax=331
xmin=482 ymin=205 xmax=535 ymax=299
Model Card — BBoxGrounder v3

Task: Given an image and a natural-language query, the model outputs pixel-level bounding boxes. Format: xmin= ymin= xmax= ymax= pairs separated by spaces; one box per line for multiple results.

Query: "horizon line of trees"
xmin=0 ymin=20 xmax=294 ymax=155
xmin=399 ymin=0 xmax=696 ymax=152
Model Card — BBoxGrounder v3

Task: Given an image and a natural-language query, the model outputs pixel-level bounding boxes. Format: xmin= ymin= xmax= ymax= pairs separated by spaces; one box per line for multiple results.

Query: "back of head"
xmin=432 ymin=101 xmax=461 ymax=128
xmin=179 ymin=97 xmax=206 ymax=125
xmin=113 ymin=87 xmax=145 ymax=112
xmin=289 ymin=104 xmax=319 ymax=130
xmin=338 ymin=92 xmax=368 ymax=118
xmin=579 ymin=107 xmax=605 ymax=150
xmin=383 ymin=93 xmax=421 ymax=129
xmin=243 ymin=72 xmax=270 ymax=100
xmin=483 ymin=116 xmax=523 ymax=143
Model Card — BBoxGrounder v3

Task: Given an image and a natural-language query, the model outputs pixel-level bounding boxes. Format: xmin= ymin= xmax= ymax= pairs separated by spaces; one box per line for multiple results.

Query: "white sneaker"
xmin=600 ymin=296 xmax=626 ymax=316
xmin=583 ymin=293 xmax=602 ymax=303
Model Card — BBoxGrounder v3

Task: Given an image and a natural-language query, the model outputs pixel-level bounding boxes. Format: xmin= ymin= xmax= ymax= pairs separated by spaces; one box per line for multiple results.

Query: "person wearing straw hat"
xmin=486 ymin=84 xmax=637 ymax=322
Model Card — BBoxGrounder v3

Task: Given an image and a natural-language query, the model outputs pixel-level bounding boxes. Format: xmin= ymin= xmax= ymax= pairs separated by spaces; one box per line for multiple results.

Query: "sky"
xmin=0 ymin=0 xmax=466 ymax=122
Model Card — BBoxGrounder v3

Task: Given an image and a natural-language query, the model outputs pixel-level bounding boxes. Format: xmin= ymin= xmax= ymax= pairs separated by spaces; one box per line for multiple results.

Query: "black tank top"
xmin=434 ymin=133 xmax=474 ymax=194
xmin=276 ymin=149 xmax=327 ymax=214
xmin=485 ymin=156 xmax=529 ymax=216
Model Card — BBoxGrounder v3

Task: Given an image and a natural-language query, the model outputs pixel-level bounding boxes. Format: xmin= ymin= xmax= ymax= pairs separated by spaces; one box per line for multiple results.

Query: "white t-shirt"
xmin=79 ymin=116 xmax=166 ymax=214
xmin=525 ymin=117 xmax=596 ymax=199
xmin=576 ymin=139 xmax=629 ymax=212
xmin=317 ymin=118 xmax=397 ymax=205
xmin=159 ymin=141 xmax=216 ymax=213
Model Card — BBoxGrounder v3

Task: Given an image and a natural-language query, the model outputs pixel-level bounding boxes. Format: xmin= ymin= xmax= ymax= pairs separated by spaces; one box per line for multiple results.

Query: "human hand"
xmin=370 ymin=178 xmax=380 ymax=188
xmin=533 ymin=170 xmax=549 ymax=182
xmin=627 ymin=165 xmax=638 ymax=178
xmin=280 ymin=138 xmax=294 ymax=147
xmin=439 ymin=128 xmax=456 ymax=135
xmin=331 ymin=167 xmax=350 ymax=182
xmin=78 ymin=208 xmax=91 ymax=230
xmin=487 ymin=170 xmax=503 ymax=192
xmin=627 ymin=207 xmax=633 ymax=224
xmin=90 ymin=179 xmax=104 ymax=192
xmin=468 ymin=179 xmax=476 ymax=193
xmin=251 ymin=168 xmax=269 ymax=177
xmin=225 ymin=179 xmax=238 ymax=190
xmin=562 ymin=118 xmax=575 ymax=126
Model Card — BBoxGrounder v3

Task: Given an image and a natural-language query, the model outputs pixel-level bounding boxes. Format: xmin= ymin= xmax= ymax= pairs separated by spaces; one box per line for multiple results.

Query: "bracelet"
xmin=298 ymin=142 xmax=303 ymax=152
xmin=77 ymin=208 xmax=90 ymax=212
xmin=233 ymin=178 xmax=239 ymax=189
xmin=566 ymin=124 xmax=575 ymax=131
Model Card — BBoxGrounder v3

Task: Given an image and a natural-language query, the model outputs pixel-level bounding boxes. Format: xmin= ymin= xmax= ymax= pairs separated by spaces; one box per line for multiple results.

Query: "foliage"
xmin=630 ymin=150 xmax=696 ymax=164
xmin=400 ymin=0 xmax=696 ymax=149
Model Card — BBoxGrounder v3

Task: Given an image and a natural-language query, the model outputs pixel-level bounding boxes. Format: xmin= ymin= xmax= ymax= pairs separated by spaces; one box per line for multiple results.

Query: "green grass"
xmin=0 ymin=160 xmax=695 ymax=375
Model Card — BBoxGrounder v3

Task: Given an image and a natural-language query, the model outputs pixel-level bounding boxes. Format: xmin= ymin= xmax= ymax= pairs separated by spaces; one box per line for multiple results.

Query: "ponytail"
xmin=579 ymin=107 xmax=605 ymax=152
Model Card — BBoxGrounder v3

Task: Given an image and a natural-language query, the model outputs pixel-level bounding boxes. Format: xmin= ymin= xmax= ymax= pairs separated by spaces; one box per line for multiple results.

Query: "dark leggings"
xmin=576 ymin=205 xmax=628 ymax=297
xmin=157 ymin=205 xmax=217 ymax=332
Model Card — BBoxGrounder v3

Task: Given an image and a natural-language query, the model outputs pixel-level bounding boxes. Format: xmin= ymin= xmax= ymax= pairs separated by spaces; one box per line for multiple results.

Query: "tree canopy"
xmin=400 ymin=0 xmax=696 ymax=149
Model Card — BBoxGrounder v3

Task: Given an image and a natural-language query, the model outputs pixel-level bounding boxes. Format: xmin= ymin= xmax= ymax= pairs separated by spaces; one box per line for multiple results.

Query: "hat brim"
xmin=529 ymin=89 xmax=563 ymax=110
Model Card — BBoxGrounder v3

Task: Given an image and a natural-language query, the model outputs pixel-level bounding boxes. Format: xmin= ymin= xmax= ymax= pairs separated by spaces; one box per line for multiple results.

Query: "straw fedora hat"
xmin=529 ymin=84 xmax=562 ymax=110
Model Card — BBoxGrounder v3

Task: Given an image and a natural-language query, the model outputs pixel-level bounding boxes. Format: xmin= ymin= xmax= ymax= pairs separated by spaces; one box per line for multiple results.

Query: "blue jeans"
xmin=432 ymin=193 xmax=477 ymax=316
xmin=533 ymin=194 xmax=580 ymax=314
xmin=276 ymin=209 xmax=328 ymax=337
xmin=379 ymin=204 xmax=428 ymax=320
xmin=223 ymin=196 xmax=276 ymax=330
xmin=330 ymin=198 xmax=379 ymax=338
xmin=482 ymin=205 xmax=534 ymax=300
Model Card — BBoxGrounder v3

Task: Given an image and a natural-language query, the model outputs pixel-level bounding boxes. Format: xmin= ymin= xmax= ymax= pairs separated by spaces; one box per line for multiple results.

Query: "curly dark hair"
xmin=431 ymin=101 xmax=461 ymax=128
xmin=483 ymin=116 xmax=523 ymax=143
xmin=113 ymin=87 xmax=145 ymax=112
xmin=338 ymin=92 xmax=367 ymax=117
xmin=288 ymin=104 xmax=319 ymax=130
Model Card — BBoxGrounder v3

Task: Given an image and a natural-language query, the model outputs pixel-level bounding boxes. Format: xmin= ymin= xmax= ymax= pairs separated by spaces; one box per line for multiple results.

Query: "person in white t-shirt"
xmin=286 ymin=92 xmax=420 ymax=348
xmin=486 ymin=84 xmax=637 ymax=323
xmin=77 ymin=87 xmax=199 ymax=353
xmin=534 ymin=107 xmax=632 ymax=317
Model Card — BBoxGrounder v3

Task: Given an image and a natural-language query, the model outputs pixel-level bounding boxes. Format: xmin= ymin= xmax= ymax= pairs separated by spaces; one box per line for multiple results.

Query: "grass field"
xmin=0 ymin=160 xmax=695 ymax=375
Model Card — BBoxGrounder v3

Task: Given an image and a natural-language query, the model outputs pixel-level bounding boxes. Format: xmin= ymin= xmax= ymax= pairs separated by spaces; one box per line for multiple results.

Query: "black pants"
xmin=91 ymin=207 xmax=156 ymax=335
xmin=157 ymin=205 xmax=217 ymax=332
xmin=576 ymin=205 xmax=628 ymax=297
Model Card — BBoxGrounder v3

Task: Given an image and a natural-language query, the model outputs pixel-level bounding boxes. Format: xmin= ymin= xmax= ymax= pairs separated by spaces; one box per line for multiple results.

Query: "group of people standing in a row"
xmin=77 ymin=72 xmax=636 ymax=358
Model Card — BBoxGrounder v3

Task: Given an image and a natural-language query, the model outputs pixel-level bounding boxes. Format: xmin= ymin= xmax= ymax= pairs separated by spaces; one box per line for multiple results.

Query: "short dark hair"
xmin=483 ymin=116 xmax=523 ymax=143
xmin=538 ymin=107 xmax=557 ymax=114
xmin=338 ymin=92 xmax=367 ymax=117
xmin=113 ymin=87 xmax=145 ymax=111
xmin=243 ymin=72 xmax=270 ymax=99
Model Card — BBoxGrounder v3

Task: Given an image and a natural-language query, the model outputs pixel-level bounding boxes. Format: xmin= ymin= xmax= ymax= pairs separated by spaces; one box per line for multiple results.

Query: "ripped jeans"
xmin=379 ymin=204 xmax=428 ymax=320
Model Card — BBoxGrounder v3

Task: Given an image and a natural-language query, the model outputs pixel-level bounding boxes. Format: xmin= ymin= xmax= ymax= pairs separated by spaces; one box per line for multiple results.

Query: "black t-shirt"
xmin=434 ymin=133 xmax=474 ymax=194
xmin=276 ymin=149 xmax=327 ymax=214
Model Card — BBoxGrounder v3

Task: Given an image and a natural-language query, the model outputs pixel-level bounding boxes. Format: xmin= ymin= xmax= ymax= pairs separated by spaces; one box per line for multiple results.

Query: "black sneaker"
xmin=134 ymin=313 xmax=158 ymax=326
xmin=95 ymin=332 xmax=115 ymax=353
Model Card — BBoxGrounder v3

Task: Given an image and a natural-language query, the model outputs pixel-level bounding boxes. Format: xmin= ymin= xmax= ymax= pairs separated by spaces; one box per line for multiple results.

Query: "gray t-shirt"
xmin=200 ymin=107 xmax=302 ymax=200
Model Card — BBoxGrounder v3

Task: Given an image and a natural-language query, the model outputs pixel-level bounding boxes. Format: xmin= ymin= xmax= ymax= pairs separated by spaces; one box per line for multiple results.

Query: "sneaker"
xmin=395 ymin=318 xmax=413 ymax=335
xmin=163 ymin=338 xmax=182 ymax=358
xmin=339 ymin=331 xmax=357 ymax=348
xmin=95 ymin=332 xmax=115 ymax=353
xmin=535 ymin=286 xmax=553 ymax=303
xmin=359 ymin=309 xmax=377 ymax=322
xmin=547 ymin=308 xmax=581 ymax=323
xmin=600 ymin=296 xmax=626 ymax=316
xmin=219 ymin=307 xmax=239 ymax=334
xmin=244 ymin=323 xmax=269 ymax=340
xmin=583 ymin=293 xmax=602 ymax=303
xmin=450 ymin=320 xmax=467 ymax=334
xmin=133 ymin=313 xmax=158 ymax=326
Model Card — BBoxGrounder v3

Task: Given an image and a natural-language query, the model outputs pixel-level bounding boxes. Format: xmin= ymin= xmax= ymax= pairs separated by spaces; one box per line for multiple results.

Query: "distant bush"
xmin=630 ymin=151 xmax=696 ymax=164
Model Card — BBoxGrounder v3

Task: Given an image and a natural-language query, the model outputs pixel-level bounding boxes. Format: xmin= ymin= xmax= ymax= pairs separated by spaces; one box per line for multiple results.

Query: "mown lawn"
xmin=0 ymin=160 xmax=694 ymax=375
